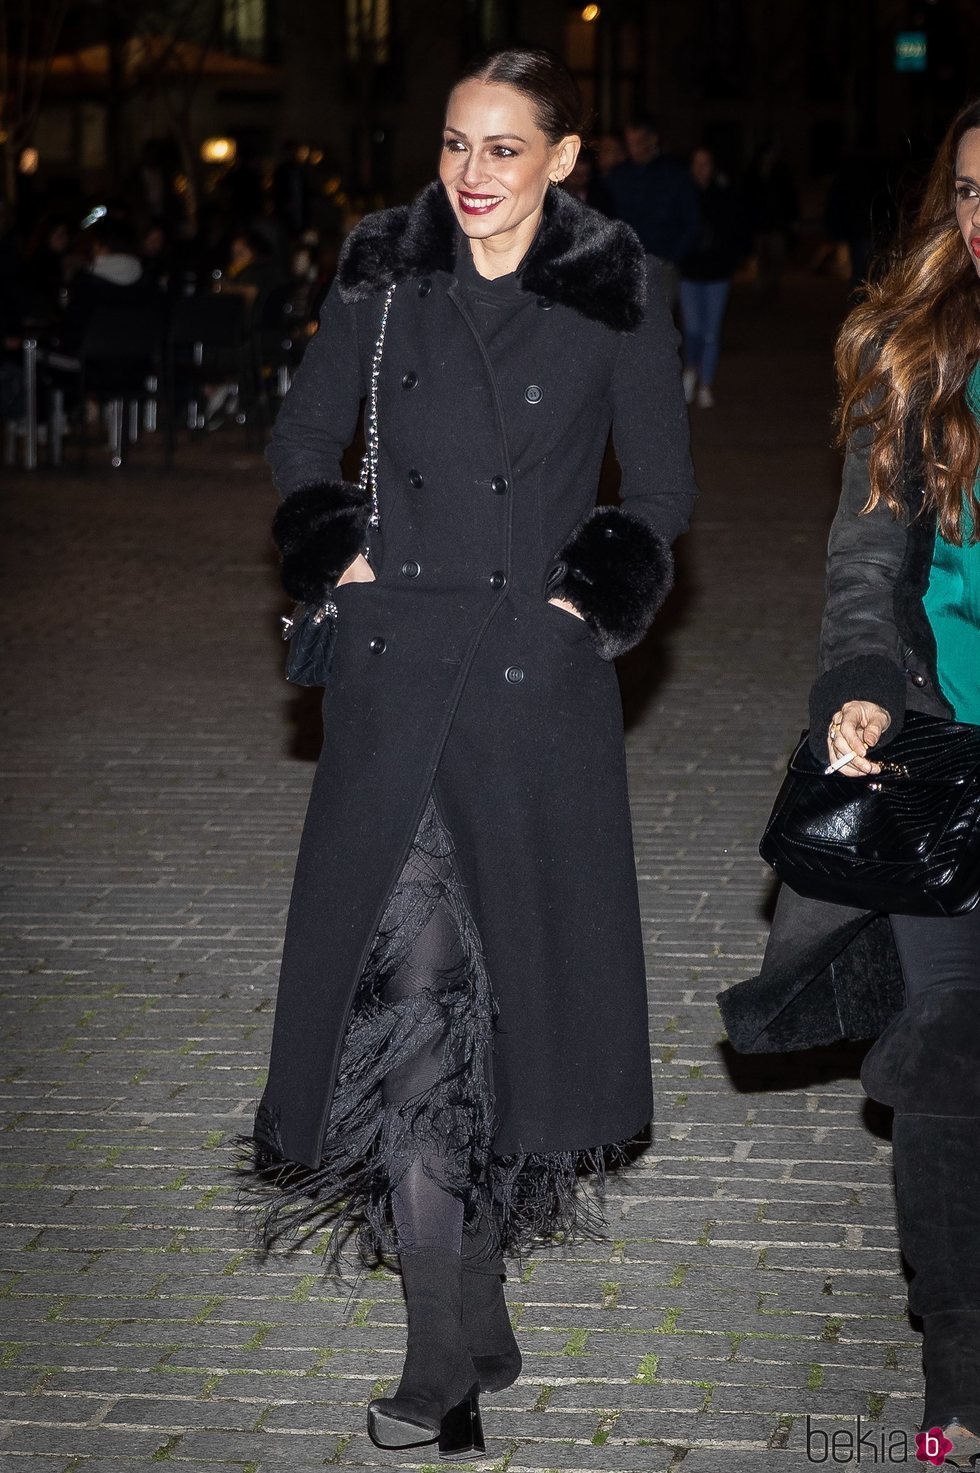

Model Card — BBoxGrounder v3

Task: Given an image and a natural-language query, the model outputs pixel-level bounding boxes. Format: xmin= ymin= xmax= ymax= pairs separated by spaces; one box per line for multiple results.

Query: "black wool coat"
xmin=250 ymin=179 xmax=698 ymax=1170
xmin=718 ymin=421 xmax=953 ymax=1055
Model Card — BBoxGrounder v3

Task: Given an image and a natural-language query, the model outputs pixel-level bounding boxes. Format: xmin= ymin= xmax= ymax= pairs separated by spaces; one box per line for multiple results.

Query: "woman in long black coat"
xmin=232 ymin=47 xmax=697 ymax=1454
xmin=719 ymin=99 xmax=980 ymax=1454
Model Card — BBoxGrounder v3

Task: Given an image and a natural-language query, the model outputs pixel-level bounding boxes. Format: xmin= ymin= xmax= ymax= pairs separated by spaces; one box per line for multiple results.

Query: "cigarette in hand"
xmin=824 ymin=748 xmax=857 ymax=775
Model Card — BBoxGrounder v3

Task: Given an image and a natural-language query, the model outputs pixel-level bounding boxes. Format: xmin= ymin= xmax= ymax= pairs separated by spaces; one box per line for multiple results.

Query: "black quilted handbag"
xmin=759 ymin=710 xmax=980 ymax=917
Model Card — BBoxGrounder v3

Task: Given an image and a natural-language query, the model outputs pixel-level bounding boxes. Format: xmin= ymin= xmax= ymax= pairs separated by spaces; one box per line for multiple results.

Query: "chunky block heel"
xmin=365 ymin=1380 xmax=485 ymax=1457
xmin=438 ymin=1383 xmax=485 ymax=1460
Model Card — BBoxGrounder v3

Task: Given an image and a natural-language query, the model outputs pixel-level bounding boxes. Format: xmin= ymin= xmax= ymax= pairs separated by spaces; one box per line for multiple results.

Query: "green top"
xmin=921 ymin=362 xmax=980 ymax=724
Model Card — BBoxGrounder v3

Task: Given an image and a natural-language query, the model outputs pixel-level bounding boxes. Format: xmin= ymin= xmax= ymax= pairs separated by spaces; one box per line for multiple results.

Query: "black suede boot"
xmin=461 ymin=1214 xmax=522 ymax=1394
xmin=919 ymin=1312 xmax=980 ymax=1465
xmin=862 ymin=987 xmax=980 ymax=1450
xmin=367 ymin=1248 xmax=484 ymax=1458
xmin=892 ymin=1114 xmax=980 ymax=1441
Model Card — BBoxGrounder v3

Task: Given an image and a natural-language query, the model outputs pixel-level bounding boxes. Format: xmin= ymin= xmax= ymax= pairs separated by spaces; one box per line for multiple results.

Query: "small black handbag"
xmin=279 ymin=283 xmax=396 ymax=686
xmin=280 ymin=598 xmax=339 ymax=686
xmin=759 ymin=709 xmax=980 ymax=917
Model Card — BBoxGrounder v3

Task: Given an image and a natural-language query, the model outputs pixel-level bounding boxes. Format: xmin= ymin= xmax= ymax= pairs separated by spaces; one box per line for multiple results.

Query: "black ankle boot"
xmin=863 ymin=989 xmax=980 ymax=1441
xmin=893 ymin=1113 xmax=980 ymax=1442
xmin=367 ymin=1248 xmax=485 ymax=1458
xmin=462 ymin=1256 xmax=522 ymax=1394
xmin=460 ymin=1206 xmax=522 ymax=1394
xmin=920 ymin=1312 xmax=980 ymax=1437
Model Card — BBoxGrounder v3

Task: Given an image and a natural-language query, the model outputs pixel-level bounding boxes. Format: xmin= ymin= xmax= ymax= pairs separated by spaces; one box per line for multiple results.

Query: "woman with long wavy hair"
xmin=719 ymin=99 xmax=980 ymax=1454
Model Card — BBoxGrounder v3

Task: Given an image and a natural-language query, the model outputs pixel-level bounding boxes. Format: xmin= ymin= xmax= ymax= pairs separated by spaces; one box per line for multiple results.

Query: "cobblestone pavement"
xmin=0 ymin=276 xmax=927 ymax=1473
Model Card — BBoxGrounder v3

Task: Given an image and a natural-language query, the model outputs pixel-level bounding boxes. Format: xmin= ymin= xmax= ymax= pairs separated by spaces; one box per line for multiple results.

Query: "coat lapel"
xmin=336 ymin=178 xmax=647 ymax=332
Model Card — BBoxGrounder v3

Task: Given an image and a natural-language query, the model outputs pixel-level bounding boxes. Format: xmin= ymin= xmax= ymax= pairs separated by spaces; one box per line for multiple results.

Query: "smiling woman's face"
xmin=954 ymin=126 xmax=980 ymax=278
xmin=439 ymin=79 xmax=578 ymax=249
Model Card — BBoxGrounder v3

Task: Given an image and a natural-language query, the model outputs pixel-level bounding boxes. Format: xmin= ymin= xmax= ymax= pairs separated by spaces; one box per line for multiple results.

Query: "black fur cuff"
xmin=271 ymin=482 xmax=371 ymax=603
xmin=807 ymin=655 xmax=907 ymax=761
xmin=550 ymin=505 xmax=674 ymax=660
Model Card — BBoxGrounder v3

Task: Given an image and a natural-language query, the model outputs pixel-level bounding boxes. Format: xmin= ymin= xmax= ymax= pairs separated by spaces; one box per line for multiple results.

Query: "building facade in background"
xmin=17 ymin=0 xmax=980 ymax=223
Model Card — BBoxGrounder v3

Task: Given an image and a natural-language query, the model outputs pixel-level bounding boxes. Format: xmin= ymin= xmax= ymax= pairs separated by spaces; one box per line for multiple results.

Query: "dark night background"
xmin=5 ymin=1 xmax=980 ymax=257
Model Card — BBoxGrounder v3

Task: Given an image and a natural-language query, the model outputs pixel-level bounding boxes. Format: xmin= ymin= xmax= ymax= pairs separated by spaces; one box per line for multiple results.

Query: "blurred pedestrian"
xmin=273 ymin=139 xmax=311 ymax=237
xmin=678 ymin=147 xmax=749 ymax=408
xmin=220 ymin=143 xmax=264 ymax=232
xmin=139 ymin=221 xmax=175 ymax=291
xmin=220 ymin=226 xmax=284 ymax=309
xmin=719 ymin=98 xmax=980 ymax=1456
xmin=825 ymin=146 xmax=899 ymax=290
xmin=595 ymin=130 xmax=626 ymax=177
xmin=744 ymin=140 xmax=798 ymax=301
xmin=25 ymin=216 xmax=73 ymax=307
xmin=232 ymin=45 xmax=696 ymax=1459
xmin=562 ymin=145 xmax=615 ymax=215
xmin=62 ymin=218 xmax=160 ymax=349
xmin=0 ymin=203 xmax=24 ymax=424
xmin=606 ymin=114 xmax=700 ymax=308
xmin=130 ymin=139 xmax=183 ymax=235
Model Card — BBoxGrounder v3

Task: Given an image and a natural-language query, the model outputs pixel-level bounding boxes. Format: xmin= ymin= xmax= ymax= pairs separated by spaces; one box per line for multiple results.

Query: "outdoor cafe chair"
xmin=76 ymin=303 xmax=167 ymax=470
xmin=165 ymin=291 xmax=260 ymax=465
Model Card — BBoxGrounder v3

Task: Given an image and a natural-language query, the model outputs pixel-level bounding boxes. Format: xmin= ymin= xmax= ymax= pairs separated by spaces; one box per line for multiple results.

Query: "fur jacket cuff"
xmin=549 ymin=505 xmax=674 ymax=660
xmin=271 ymin=482 xmax=371 ymax=603
xmin=807 ymin=654 xmax=907 ymax=761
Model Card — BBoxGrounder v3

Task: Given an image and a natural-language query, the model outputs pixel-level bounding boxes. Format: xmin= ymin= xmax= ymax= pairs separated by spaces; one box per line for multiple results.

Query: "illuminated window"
xmin=224 ymin=0 xmax=268 ymax=59
xmin=346 ymin=0 xmax=391 ymax=64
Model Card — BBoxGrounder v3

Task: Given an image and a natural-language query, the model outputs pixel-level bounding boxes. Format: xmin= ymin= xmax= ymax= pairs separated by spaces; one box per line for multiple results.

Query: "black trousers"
xmin=889 ymin=909 xmax=980 ymax=1001
xmin=859 ymin=908 xmax=980 ymax=1329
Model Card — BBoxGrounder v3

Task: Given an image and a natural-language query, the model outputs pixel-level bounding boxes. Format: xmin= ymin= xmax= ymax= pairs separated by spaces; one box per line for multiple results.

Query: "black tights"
xmin=379 ymin=800 xmax=480 ymax=1256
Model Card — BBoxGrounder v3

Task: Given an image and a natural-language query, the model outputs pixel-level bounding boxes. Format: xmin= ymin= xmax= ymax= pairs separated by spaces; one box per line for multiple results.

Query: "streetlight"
xmin=201 ymin=137 xmax=237 ymax=165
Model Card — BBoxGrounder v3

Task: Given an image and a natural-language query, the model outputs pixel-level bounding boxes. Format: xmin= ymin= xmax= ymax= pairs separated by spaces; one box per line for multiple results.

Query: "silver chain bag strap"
xmin=360 ymin=282 xmax=396 ymax=539
xmin=281 ymin=282 xmax=397 ymax=684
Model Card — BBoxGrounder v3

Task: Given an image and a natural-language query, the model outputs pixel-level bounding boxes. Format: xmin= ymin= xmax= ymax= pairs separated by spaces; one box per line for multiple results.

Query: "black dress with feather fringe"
xmin=230 ymin=790 xmax=631 ymax=1272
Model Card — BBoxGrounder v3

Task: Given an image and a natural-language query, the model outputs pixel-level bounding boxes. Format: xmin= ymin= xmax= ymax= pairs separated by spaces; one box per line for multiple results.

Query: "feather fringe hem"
xmin=228 ymin=795 xmax=640 ymax=1272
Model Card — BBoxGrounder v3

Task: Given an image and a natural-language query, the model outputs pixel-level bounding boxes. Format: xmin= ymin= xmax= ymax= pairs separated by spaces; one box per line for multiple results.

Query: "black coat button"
xmin=536 ymin=296 xmax=554 ymax=309
xmin=505 ymin=665 xmax=524 ymax=683
xmin=402 ymin=370 xmax=418 ymax=389
xmin=911 ymin=672 xmax=926 ymax=687
xmin=490 ymin=475 xmax=509 ymax=494
xmin=524 ymin=384 xmax=543 ymax=404
xmin=370 ymin=637 xmax=386 ymax=653
xmin=401 ymin=560 xmax=421 ymax=578
xmin=489 ymin=571 xmax=507 ymax=590
xmin=408 ymin=469 xmax=424 ymax=487
xmin=418 ymin=279 xmax=432 ymax=297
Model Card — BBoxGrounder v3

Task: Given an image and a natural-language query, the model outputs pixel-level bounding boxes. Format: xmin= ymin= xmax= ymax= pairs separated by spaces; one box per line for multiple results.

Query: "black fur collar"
xmin=336 ymin=178 xmax=647 ymax=331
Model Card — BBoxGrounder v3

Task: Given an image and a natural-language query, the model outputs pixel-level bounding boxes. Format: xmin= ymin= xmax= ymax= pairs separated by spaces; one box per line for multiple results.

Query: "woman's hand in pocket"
xmin=336 ymin=553 xmax=376 ymax=587
xmin=547 ymin=596 xmax=585 ymax=620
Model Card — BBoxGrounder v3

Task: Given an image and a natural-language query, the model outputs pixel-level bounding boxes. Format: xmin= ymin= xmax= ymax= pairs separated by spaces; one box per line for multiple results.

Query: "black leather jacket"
xmin=807 ymin=420 xmax=954 ymax=759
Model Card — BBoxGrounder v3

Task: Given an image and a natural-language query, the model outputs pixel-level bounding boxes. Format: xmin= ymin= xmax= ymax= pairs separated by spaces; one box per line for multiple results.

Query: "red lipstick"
xmin=457 ymin=190 xmax=505 ymax=216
